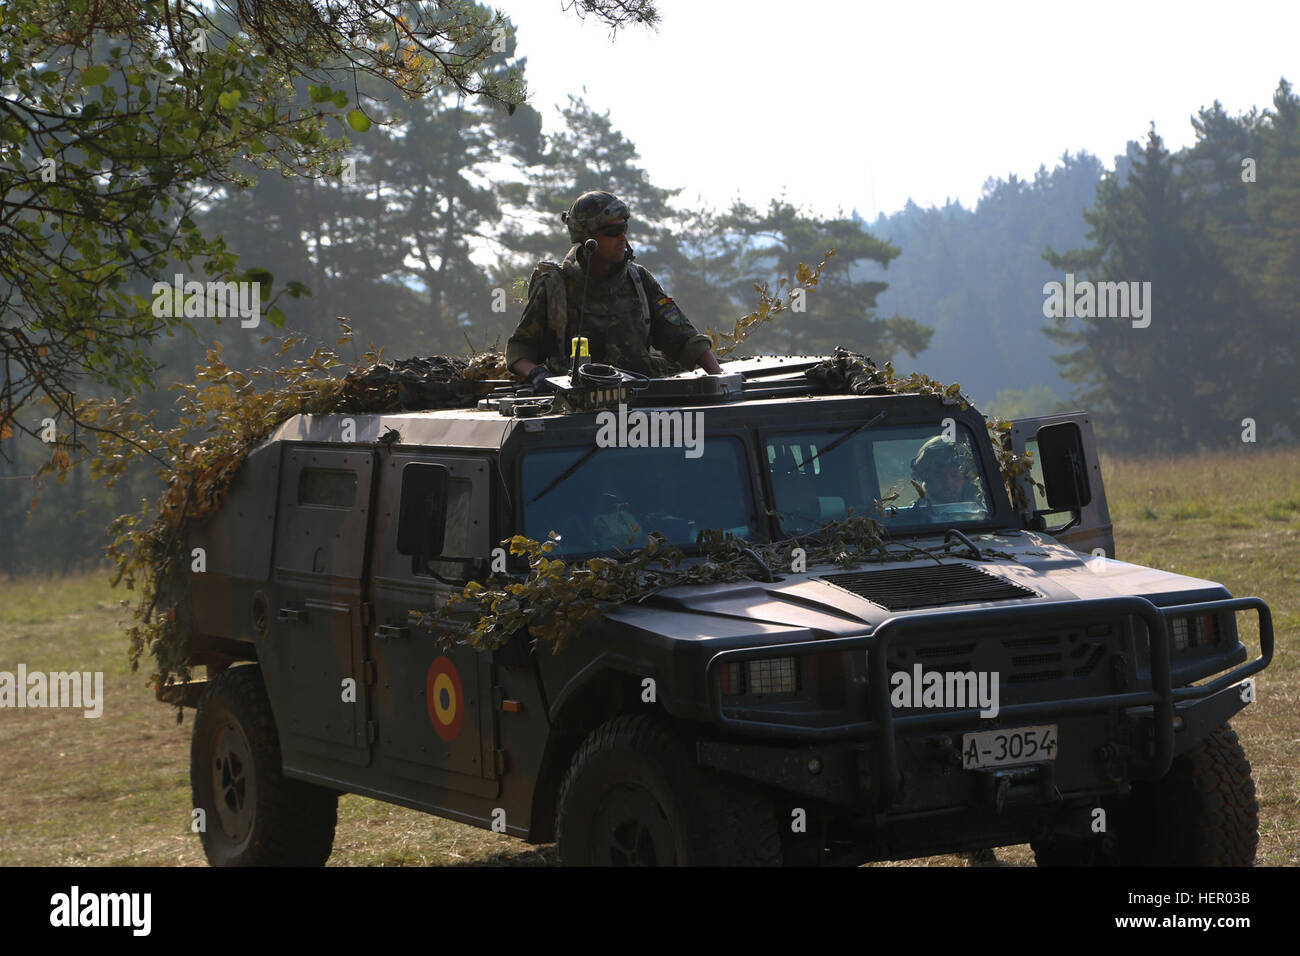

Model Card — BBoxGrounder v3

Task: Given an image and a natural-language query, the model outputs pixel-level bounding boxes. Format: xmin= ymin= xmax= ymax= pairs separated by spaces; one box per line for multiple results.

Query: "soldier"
xmin=507 ymin=190 xmax=723 ymax=385
xmin=911 ymin=435 xmax=983 ymax=505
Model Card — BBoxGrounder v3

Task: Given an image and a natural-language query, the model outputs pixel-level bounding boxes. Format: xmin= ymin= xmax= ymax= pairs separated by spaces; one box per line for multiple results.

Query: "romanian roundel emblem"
xmin=426 ymin=656 xmax=465 ymax=742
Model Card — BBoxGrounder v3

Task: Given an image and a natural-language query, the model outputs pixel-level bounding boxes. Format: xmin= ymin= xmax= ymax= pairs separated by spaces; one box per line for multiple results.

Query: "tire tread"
xmin=191 ymin=665 xmax=337 ymax=866
xmin=556 ymin=714 xmax=781 ymax=866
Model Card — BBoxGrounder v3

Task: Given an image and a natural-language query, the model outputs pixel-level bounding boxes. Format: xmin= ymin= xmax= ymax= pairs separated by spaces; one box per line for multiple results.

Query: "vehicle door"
xmin=1007 ymin=413 xmax=1115 ymax=557
xmin=367 ymin=453 xmax=500 ymax=800
xmin=265 ymin=444 xmax=375 ymax=769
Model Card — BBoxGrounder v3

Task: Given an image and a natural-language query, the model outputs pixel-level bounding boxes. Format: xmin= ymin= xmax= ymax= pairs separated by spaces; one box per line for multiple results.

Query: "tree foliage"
xmin=718 ymin=198 xmax=931 ymax=361
xmin=0 ymin=0 xmax=653 ymax=448
xmin=1045 ymin=79 xmax=1299 ymax=451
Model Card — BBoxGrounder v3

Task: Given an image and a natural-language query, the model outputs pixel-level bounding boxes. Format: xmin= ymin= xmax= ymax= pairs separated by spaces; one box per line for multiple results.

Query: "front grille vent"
xmin=819 ymin=563 xmax=1037 ymax=611
xmin=887 ymin=623 xmax=1117 ymax=690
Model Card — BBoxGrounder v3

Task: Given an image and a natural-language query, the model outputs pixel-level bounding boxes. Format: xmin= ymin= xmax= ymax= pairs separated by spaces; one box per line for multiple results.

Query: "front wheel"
xmin=556 ymin=715 xmax=782 ymax=866
xmin=190 ymin=665 xmax=338 ymax=866
xmin=1033 ymin=722 xmax=1259 ymax=866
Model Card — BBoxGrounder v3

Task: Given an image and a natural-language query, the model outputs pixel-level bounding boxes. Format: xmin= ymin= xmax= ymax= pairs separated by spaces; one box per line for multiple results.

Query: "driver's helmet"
xmin=910 ymin=435 xmax=978 ymax=497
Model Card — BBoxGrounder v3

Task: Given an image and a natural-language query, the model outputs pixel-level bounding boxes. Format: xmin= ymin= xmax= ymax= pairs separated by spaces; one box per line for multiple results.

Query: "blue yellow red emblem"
xmin=426 ymin=656 xmax=465 ymax=742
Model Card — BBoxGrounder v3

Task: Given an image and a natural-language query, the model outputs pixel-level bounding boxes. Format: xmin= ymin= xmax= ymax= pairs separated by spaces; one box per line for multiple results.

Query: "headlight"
xmin=720 ymin=657 xmax=800 ymax=696
xmin=1171 ymin=614 xmax=1219 ymax=651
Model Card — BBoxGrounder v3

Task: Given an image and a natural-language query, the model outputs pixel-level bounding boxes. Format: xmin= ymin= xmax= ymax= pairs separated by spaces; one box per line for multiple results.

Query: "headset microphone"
xmin=571 ymin=238 xmax=598 ymax=378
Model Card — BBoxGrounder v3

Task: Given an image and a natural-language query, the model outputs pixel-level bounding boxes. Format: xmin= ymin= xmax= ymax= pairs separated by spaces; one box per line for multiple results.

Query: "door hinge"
xmin=361 ymin=602 xmax=374 ymax=626
xmin=367 ymin=720 xmax=377 ymax=744
xmin=494 ymin=748 xmax=509 ymax=775
xmin=362 ymin=660 xmax=376 ymax=685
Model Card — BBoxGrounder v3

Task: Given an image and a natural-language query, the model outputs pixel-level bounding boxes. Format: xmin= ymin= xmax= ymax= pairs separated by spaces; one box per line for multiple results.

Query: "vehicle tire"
xmin=1032 ymin=722 xmax=1258 ymax=866
xmin=556 ymin=714 xmax=782 ymax=866
xmin=191 ymin=665 xmax=338 ymax=866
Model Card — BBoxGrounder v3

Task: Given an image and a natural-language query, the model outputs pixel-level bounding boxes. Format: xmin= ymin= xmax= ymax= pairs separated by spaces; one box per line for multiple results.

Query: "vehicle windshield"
xmin=522 ymin=437 xmax=759 ymax=556
xmin=764 ymin=423 xmax=994 ymax=536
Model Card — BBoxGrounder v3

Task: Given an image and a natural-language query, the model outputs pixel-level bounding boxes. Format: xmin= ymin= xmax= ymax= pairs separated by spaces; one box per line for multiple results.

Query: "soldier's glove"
xmin=525 ymin=365 xmax=550 ymax=386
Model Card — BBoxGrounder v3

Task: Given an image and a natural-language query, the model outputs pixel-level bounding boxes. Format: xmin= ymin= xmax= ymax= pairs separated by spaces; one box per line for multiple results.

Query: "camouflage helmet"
xmin=561 ymin=190 xmax=630 ymax=244
xmin=911 ymin=435 xmax=974 ymax=482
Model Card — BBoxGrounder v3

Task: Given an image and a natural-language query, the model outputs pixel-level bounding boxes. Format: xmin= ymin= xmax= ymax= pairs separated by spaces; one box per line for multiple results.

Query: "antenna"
xmin=571 ymin=238 xmax=598 ymax=378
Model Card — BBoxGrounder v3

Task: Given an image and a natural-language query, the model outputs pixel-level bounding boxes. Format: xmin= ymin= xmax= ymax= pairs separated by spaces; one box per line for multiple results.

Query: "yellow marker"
xmin=570 ymin=336 xmax=589 ymax=361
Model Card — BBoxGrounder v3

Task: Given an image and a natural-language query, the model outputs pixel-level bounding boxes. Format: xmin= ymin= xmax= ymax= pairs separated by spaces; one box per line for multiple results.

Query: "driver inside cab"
xmin=910 ymin=435 xmax=983 ymax=505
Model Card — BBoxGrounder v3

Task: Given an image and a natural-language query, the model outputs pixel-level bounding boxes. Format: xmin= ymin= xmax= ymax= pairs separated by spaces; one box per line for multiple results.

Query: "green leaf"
xmin=346 ymin=110 xmax=371 ymax=133
xmin=267 ymin=307 xmax=286 ymax=328
xmin=217 ymin=90 xmax=241 ymax=110
xmin=80 ymin=65 xmax=111 ymax=87
xmin=332 ymin=89 xmax=348 ymax=109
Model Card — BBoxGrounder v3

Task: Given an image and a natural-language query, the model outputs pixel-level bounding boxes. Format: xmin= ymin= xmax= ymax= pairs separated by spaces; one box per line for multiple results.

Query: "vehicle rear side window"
xmin=298 ymin=467 xmax=357 ymax=508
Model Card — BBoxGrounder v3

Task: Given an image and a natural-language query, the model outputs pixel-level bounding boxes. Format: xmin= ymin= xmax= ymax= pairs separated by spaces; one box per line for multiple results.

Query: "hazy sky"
xmin=506 ymin=0 xmax=1299 ymax=219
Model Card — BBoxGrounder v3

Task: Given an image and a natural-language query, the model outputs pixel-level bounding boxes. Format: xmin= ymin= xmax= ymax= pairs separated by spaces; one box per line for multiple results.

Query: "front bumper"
xmin=701 ymin=596 xmax=1272 ymax=813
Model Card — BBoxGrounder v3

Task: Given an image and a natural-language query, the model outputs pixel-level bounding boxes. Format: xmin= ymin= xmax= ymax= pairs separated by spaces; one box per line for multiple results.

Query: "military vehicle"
xmin=167 ymin=355 xmax=1273 ymax=866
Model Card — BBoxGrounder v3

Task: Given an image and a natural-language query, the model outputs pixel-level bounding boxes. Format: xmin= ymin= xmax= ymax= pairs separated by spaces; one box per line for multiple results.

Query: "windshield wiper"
xmin=944 ymin=528 xmax=983 ymax=560
xmin=530 ymin=447 xmax=599 ymax=503
xmin=783 ymin=411 xmax=886 ymax=475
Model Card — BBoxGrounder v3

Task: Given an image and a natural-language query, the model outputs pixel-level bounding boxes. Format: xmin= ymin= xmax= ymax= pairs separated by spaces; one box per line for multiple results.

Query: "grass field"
xmin=1 ymin=447 xmax=1295 ymax=867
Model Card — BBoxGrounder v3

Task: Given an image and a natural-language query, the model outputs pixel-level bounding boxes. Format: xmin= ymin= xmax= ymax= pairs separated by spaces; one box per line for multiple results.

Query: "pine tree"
xmin=1238 ymin=80 xmax=1300 ymax=440
xmin=718 ymin=199 xmax=930 ymax=361
xmin=1044 ymin=127 xmax=1243 ymax=451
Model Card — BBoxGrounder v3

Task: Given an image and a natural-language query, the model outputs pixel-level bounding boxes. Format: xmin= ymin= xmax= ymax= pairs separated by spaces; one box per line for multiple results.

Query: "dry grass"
xmin=0 ymin=448 xmax=1295 ymax=866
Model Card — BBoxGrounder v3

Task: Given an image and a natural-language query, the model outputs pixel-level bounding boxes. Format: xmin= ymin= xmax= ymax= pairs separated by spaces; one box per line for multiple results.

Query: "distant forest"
xmin=3 ymin=38 xmax=1296 ymax=574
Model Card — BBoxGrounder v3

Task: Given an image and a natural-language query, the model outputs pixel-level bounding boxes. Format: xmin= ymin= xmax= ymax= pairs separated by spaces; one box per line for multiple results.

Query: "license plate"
xmin=962 ymin=724 xmax=1058 ymax=769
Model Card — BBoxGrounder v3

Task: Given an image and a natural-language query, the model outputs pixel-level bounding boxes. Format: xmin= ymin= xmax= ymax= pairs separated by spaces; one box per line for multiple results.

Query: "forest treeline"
xmin=1 ymin=2 xmax=1296 ymax=574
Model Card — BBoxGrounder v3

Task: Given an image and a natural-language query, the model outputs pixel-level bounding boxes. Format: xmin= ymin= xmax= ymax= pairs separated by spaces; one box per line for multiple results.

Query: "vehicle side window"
xmin=385 ymin=457 xmax=489 ymax=583
xmin=276 ymin=448 xmax=371 ymax=578
xmin=298 ymin=467 xmax=358 ymax=508
xmin=426 ymin=477 xmax=474 ymax=579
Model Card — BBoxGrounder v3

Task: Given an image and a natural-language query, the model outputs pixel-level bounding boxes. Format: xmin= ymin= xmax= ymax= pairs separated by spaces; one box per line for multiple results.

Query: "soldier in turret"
xmin=507 ymin=190 xmax=723 ymax=384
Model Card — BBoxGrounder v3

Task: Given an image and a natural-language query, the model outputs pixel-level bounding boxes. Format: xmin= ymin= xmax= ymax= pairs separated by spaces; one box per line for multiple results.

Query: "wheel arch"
xmin=528 ymin=666 xmax=675 ymax=843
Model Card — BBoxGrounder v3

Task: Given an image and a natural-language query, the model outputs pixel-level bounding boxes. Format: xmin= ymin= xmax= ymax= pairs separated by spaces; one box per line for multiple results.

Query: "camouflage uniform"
xmin=506 ymin=190 xmax=712 ymax=377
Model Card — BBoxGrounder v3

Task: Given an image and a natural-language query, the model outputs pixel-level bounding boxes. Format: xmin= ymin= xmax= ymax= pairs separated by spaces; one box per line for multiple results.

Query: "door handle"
xmin=277 ymin=607 xmax=306 ymax=624
xmin=375 ymin=624 xmax=409 ymax=640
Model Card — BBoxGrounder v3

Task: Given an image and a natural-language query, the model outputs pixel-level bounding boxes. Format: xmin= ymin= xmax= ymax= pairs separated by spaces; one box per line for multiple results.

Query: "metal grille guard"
xmin=704 ymin=595 xmax=1272 ymax=807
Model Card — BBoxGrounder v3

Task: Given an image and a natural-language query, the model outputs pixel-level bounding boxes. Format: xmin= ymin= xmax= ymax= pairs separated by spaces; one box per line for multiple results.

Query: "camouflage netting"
xmin=340 ymin=352 xmax=510 ymax=411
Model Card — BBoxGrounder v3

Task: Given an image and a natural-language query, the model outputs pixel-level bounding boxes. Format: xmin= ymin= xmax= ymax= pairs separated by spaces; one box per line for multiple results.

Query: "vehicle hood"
xmin=602 ymin=530 xmax=1231 ymax=644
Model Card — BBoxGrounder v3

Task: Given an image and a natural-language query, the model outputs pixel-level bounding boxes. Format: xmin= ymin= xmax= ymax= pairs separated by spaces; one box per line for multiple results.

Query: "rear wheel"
xmin=191 ymin=665 xmax=338 ymax=866
xmin=556 ymin=715 xmax=782 ymax=866
xmin=1033 ymin=723 xmax=1258 ymax=866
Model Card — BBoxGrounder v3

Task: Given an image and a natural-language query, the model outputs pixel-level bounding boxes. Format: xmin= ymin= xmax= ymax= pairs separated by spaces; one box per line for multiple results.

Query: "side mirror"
xmin=396 ymin=463 xmax=449 ymax=560
xmin=1037 ymin=422 xmax=1092 ymax=512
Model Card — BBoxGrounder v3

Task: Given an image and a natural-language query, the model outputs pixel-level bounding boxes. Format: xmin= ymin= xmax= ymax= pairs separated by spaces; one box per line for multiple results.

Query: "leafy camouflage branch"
xmin=705 ymin=253 xmax=835 ymax=357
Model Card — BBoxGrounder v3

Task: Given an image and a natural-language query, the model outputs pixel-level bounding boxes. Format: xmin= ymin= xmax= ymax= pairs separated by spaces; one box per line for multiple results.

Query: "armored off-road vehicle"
xmin=168 ymin=355 xmax=1273 ymax=866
